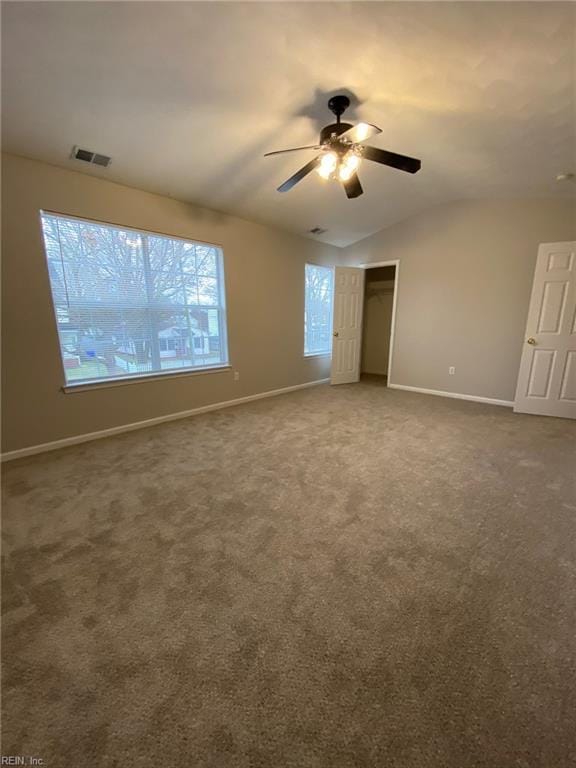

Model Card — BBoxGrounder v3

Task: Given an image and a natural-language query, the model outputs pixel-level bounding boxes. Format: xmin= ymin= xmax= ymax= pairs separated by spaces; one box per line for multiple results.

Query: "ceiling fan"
xmin=264 ymin=95 xmax=421 ymax=199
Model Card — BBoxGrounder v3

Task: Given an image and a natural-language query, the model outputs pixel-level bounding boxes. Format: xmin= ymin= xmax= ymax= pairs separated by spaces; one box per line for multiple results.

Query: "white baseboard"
xmin=1 ymin=378 xmax=330 ymax=462
xmin=387 ymin=383 xmax=514 ymax=408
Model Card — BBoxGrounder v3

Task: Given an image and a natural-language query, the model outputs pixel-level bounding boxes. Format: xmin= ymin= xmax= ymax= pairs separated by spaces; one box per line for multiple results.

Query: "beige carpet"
xmin=2 ymin=381 xmax=576 ymax=767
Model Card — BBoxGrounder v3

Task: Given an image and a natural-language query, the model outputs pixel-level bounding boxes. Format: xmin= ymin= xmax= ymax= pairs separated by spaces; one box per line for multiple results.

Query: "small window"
xmin=40 ymin=212 xmax=229 ymax=386
xmin=304 ymin=264 xmax=334 ymax=356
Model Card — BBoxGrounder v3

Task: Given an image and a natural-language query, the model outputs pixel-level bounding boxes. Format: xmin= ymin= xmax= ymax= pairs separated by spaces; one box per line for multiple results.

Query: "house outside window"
xmin=40 ymin=212 xmax=229 ymax=386
xmin=304 ymin=263 xmax=334 ymax=356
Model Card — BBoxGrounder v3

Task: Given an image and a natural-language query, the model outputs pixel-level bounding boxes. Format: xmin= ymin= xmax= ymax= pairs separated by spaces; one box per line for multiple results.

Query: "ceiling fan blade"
xmin=343 ymin=173 xmax=363 ymax=199
xmin=339 ymin=122 xmax=382 ymax=144
xmin=362 ymin=146 xmax=421 ymax=174
xmin=264 ymin=145 xmax=322 ymax=157
xmin=277 ymin=156 xmax=321 ymax=193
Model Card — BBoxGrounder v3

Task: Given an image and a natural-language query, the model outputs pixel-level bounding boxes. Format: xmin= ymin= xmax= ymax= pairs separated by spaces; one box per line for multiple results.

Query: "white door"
xmin=514 ymin=242 xmax=576 ymax=418
xmin=331 ymin=267 xmax=364 ymax=385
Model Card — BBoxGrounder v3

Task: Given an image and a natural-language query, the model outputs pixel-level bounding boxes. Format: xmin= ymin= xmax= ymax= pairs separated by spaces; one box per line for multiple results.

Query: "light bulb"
xmin=317 ymin=151 xmax=338 ymax=179
xmin=339 ymin=152 xmax=361 ymax=181
xmin=339 ymin=167 xmax=352 ymax=182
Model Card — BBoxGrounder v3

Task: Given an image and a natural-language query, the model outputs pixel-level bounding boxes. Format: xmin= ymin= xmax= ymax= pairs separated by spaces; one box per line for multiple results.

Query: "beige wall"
xmin=344 ymin=199 xmax=576 ymax=402
xmin=1 ymin=154 xmax=340 ymax=453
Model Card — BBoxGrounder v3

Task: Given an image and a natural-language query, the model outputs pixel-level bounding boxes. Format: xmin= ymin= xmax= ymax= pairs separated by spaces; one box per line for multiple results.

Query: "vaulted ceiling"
xmin=2 ymin=1 xmax=575 ymax=246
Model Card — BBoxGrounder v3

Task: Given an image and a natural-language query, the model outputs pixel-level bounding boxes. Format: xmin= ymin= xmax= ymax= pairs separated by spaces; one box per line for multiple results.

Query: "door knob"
xmin=333 ymin=332 xmax=339 ymax=337
xmin=527 ymin=337 xmax=536 ymax=345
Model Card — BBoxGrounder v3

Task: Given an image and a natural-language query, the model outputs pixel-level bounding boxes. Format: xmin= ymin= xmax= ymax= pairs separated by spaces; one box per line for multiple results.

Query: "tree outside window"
xmin=40 ymin=213 xmax=228 ymax=385
xmin=304 ymin=264 xmax=334 ymax=355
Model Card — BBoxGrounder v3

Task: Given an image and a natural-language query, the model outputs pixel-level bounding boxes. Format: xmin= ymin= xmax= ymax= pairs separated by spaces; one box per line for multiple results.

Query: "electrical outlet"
xmin=233 ymin=371 xmax=240 ymax=381
xmin=449 ymin=366 xmax=456 ymax=375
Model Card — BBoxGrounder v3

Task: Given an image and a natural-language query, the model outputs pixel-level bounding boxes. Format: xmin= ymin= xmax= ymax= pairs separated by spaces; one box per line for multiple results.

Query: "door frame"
xmin=359 ymin=259 xmax=400 ymax=385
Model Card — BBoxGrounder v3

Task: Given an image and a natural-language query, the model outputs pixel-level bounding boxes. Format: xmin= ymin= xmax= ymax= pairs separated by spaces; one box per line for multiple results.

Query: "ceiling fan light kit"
xmin=264 ymin=94 xmax=421 ymax=199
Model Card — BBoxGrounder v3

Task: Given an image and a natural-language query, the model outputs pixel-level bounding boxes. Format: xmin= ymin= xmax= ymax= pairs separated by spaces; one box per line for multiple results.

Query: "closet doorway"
xmin=361 ymin=261 xmax=398 ymax=385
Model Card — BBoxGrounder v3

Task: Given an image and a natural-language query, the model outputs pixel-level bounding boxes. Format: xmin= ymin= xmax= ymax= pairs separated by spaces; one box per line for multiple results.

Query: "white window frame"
xmin=304 ymin=263 xmax=334 ymax=357
xmin=39 ymin=211 xmax=230 ymax=390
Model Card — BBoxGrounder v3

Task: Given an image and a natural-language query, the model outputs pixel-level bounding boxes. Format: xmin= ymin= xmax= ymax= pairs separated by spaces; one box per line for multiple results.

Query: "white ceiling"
xmin=2 ymin=1 xmax=575 ymax=246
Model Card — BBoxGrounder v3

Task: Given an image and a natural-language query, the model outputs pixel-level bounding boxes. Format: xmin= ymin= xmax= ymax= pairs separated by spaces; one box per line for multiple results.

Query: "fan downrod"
xmin=327 ymin=95 xmax=350 ymax=122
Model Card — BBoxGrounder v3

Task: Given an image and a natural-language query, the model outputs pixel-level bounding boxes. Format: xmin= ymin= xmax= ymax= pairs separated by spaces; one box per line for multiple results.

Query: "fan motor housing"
xmin=327 ymin=94 xmax=351 ymax=117
xmin=319 ymin=122 xmax=353 ymax=146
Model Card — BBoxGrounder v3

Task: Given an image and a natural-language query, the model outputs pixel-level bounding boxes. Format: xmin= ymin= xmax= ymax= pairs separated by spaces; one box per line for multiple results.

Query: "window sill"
xmin=304 ymin=352 xmax=332 ymax=358
xmin=61 ymin=364 xmax=232 ymax=393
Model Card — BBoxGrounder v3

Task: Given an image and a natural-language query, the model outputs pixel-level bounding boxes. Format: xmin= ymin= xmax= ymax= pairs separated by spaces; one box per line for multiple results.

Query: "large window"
xmin=40 ymin=212 xmax=229 ymax=386
xmin=304 ymin=263 xmax=334 ymax=356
